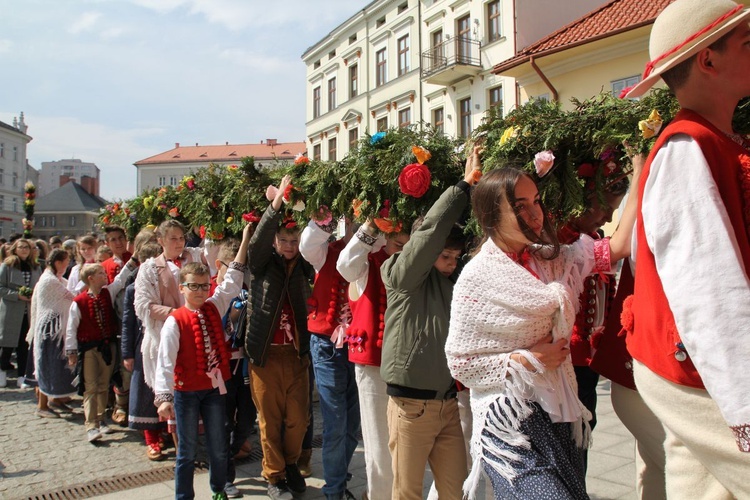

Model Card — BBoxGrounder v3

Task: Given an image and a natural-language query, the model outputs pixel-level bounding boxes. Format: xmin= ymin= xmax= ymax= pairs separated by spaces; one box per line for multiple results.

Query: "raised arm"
xmin=608 ymin=153 xmax=644 ymax=262
xmin=248 ymin=176 xmax=291 ymax=274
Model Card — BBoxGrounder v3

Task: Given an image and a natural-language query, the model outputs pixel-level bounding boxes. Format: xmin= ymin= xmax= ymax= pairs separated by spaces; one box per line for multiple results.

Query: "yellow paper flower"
xmin=638 ymin=109 xmax=663 ymax=139
xmin=411 ymin=145 xmax=432 ymax=165
xmin=143 ymin=196 xmax=154 ymax=209
xmin=500 ymin=126 xmax=520 ymax=146
xmin=226 ymin=216 xmax=234 ymax=223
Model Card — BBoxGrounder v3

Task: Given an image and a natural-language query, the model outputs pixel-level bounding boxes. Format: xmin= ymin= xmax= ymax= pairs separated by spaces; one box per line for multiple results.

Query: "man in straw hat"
xmin=624 ymin=0 xmax=750 ymax=497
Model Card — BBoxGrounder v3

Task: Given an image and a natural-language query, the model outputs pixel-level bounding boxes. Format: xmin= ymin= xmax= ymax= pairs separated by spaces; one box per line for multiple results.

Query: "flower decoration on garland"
xmin=370 ymin=131 xmax=386 ymax=145
xmin=499 ymin=126 xmax=520 ymax=146
xmin=398 ymin=163 xmax=432 ymax=198
xmin=312 ymin=205 xmax=333 ymax=226
xmin=533 ymin=150 xmax=556 ymax=178
xmin=373 ymin=218 xmax=403 ymax=234
xmin=294 ymin=153 xmax=309 ymax=165
xmin=168 ymin=207 xmax=180 ymax=218
xmin=242 ymin=211 xmax=261 ymax=223
xmin=638 ymin=109 xmax=663 ymax=139
xmin=411 ymin=145 xmax=432 ymax=165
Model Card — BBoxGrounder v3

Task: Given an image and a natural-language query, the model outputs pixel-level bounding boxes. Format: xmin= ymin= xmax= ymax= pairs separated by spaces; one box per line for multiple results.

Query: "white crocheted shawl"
xmin=28 ymin=269 xmax=75 ymax=364
xmin=134 ymin=257 xmax=163 ymax=389
xmin=446 ymin=236 xmax=598 ymax=498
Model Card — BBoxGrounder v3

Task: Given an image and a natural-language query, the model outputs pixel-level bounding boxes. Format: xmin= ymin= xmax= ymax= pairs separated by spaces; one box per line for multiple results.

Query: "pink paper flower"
xmin=533 ymin=150 xmax=555 ymax=178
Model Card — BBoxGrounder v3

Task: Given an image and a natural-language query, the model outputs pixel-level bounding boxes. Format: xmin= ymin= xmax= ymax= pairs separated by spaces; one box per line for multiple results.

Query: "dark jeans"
xmin=0 ymin=314 xmax=29 ymax=376
xmin=575 ymin=365 xmax=600 ymax=476
xmin=302 ymin=356 xmax=315 ymax=450
xmin=174 ymin=388 xmax=228 ymax=499
xmin=310 ymin=334 xmax=360 ymax=497
xmin=226 ymin=359 xmax=255 ymax=483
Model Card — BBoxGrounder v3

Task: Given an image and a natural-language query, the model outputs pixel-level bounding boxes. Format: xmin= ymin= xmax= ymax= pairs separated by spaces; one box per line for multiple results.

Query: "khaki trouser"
xmin=387 ymin=395 xmax=467 ymax=500
xmin=83 ymin=344 xmax=116 ymax=429
xmin=250 ymin=345 xmax=310 ymax=484
xmin=610 ymin=381 xmax=667 ymax=500
xmin=634 ymin=360 xmax=750 ymax=499
xmin=355 ymin=364 xmax=393 ymax=500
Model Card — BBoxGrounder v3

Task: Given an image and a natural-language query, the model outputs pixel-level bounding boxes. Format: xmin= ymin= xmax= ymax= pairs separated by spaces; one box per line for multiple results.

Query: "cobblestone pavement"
xmin=1 ymin=367 xmax=636 ymax=500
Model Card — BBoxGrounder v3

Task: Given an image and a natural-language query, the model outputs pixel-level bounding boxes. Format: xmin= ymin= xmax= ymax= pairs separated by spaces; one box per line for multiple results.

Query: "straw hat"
xmin=626 ymin=0 xmax=750 ymax=98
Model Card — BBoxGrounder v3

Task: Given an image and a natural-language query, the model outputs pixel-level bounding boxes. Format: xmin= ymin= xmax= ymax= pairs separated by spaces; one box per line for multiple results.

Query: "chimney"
xmin=225 ymin=141 xmax=229 ymax=145
xmin=267 ymin=139 xmax=278 ymax=147
xmin=175 ymin=142 xmax=180 ymax=148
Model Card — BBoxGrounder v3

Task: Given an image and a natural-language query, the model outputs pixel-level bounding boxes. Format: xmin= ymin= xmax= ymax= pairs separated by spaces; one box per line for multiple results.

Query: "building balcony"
xmin=421 ymin=36 xmax=482 ymax=86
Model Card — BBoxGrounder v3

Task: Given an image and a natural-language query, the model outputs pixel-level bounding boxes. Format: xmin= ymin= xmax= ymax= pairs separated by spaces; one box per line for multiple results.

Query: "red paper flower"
xmin=378 ymin=200 xmax=391 ymax=218
xmin=294 ymin=154 xmax=309 ymax=165
xmin=199 ymin=226 xmax=207 ymax=239
xmin=283 ymin=184 xmax=294 ymax=202
xmin=242 ymin=211 xmax=261 ymax=223
xmin=168 ymin=207 xmax=179 ymax=218
xmin=398 ymin=163 xmax=431 ymax=198
xmin=577 ymin=163 xmax=596 ymax=178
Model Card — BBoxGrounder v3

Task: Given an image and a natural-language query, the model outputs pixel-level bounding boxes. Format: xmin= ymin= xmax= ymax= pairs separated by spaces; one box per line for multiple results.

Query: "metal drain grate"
xmin=24 ymin=465 xmax=179 ymax=500
xmin=22 ymin=434 xmax=329 ymax=499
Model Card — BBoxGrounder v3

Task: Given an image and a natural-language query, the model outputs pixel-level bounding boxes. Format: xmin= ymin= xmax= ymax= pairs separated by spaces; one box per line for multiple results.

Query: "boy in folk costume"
xmin=101 ymin=225 xmax=133 ymax=426
xmin=244 ymin=175 xmax=315 ymax=500
xmin=623 ymin=0 xmax=750 ymax=496
xmin=65 ymin=260 xmax=137 ymax=443
xmin=214 ymin=238 xmax=255 ymax=499
xmin=335 ymin=222 xmax=409 ymax=500
xmin=300 ymin=215 xmax=360 ymax=500
xmin=378 ymin=150 xmax=481 ymax=500
xmin=154 ymin=223 xmax=251 ymax=500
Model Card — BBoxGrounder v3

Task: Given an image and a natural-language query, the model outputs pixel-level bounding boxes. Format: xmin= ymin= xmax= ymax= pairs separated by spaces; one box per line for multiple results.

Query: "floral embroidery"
xmin=738 ymin=154 xmax=750 ymax=238
xmin=730 ymin=423 xmax=750 ymax=452
xmin=593 ymin=237 xmax=611 ymax=273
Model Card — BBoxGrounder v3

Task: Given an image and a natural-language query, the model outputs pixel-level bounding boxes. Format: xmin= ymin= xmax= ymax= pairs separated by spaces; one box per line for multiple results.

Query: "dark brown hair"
xmin=661 ymin=32 xmax=731 ymax=91
xmin=471 ymin=168 xmax=559 ymax=258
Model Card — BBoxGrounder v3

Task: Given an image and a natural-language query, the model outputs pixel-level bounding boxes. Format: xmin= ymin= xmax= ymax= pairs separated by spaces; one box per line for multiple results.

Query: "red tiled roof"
xmin=493 ymin=0 xmax=674 ymax=74
xmin=134 ymin=141 xmax=307 ymax=166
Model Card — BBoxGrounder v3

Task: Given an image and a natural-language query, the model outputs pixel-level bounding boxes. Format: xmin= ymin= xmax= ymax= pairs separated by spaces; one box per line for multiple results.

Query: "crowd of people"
xmin=1 ymin=1 xmax=749 ymax=499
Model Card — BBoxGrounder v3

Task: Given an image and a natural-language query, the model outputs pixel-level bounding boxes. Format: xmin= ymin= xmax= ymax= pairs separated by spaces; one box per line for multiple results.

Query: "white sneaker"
xmin=87 ymin=428 xmax=103 ymax=443
xmin=99 ymin=423 xmax=113 ymax=435
xmin=0 ymin=370 xmax=6 ymax=388
xmin=225 ymin=483 xmax=242 ymax=498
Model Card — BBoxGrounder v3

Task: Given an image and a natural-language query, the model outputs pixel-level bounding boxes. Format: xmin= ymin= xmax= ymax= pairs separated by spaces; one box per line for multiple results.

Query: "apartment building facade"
xmin=38 ymin=158 xmax=101 ymax=197
xmin=302 ymin=0 xmax=603 ymax=158
xmin=0 ymin=113 xmax=34 ymax=239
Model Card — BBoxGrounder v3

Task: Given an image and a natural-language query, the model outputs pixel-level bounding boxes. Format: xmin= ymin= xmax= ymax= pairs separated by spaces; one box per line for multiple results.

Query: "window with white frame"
xmin=376 ymin=48 xmax=387 ymax=87
xmin=398 ymin=108 xmax=411 ymax=128
xmin=328 ymin=78 xmax=337 ymax=111
xmin=13 ymin=146 xmax=18 ymax=161
xmin=459 ymin=97 xmax=472 ymax=138
xmin=313 ymin=86 xmax=321 ymax=118
xmin=487 ymin=0 xmax=501 ymax=42
xmin=349 ymin=127 xmax=359 ymax=150
xmin=397 ymin=35 xmax=410 ymax=76
xmin=0 ymin=168 xmax=4 ymax=185
xmin=433 ymin=107 xmax=444 ymax=134
xmin=50 ymin=216 xmax=56 ymax=227
xmin=12 ymin=197 xmax=17 ymax=212
xmin=489 ymin=85 xmax=504 ymax=116
xmin=12 ymin=172 xmax=17 ymax=188
xmin=159 ymin=176 xmax=167 ymax=187
xmin=612 ymin=75 xmax=641 ymax=97
xmin=313 ymin=143 xmax=321 ymax=161
xmin=0 ymin=194 xmax=4 ymax=210
xmin=376 ymin=116 xmax=388 ymax=131
xmin=328 ymin=137 xmax=337 ymax=161
xmin=170 ymin=176 xmax=178 ymax=186
xmin=41 ymin=216 xmax=47 ymax=227
xmin=0 ymin=143 xmax=4 ymax=157
xmin=349 ymin=64 xmax=358 ymax=99
xmin=69 ymin=216 xmax=76 ymax=227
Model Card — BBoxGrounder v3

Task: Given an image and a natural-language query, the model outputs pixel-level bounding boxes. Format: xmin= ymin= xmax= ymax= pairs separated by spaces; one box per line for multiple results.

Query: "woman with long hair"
xmin=29 ymin=248 xmax=77 ymax=416
xmin=446 ymin=163 xmax=640 ymax=499
xmin=0 ymin=238 xmax=42 ymax=388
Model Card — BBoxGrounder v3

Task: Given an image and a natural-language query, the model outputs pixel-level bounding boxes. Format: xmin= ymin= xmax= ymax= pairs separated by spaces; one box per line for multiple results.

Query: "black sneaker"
xmin=267 ymin=480 xmax=293 ymax=500
xmin=284 ymin=463 xmax=306 ymax=493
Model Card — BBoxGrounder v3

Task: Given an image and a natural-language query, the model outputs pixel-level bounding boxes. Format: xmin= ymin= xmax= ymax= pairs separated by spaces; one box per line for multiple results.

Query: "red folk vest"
xmin=307 ymin=239 xmax=349 ymax=336
xmin=627 ymin=110 xmax=750 ymax=388
xmin=346 ymin=249 xmax=389 ymax=366
xmin=171 ymin=304 xmax=232 ymax=392
xmin=73 ymin=289 xmax=117 ymax=343
xmin=102 ymin=252 xmax=132 ymax=284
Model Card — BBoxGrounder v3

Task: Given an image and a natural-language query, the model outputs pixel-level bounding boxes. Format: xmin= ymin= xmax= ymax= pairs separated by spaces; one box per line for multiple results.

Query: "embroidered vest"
xmin=347 ymin=249 xmax=389 ymax=366
xmin=627 ymin=110 xmax=750 ymax=388
xmin=307 ymin=239 xmax=349 ymax=337
xmin=73 ymin=289 xmax=116 ymax=343
xmin=171 ymin=304 xmax=232 ymax=392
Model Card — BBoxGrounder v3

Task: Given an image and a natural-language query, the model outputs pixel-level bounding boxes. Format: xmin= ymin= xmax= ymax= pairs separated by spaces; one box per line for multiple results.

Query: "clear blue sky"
xmin=0 ymin=0 xmax=369 ymax=200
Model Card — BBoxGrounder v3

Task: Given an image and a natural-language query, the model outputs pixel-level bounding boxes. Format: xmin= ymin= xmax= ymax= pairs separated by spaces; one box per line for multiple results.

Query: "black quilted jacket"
xmin=244 ymin=205 xmax=314 ymax=367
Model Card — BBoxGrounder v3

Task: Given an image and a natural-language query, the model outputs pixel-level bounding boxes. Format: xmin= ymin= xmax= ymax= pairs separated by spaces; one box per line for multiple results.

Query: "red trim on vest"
xmin=307 ymin=239 xmax=349 ymax=336
xmin=347 ymin=249 xmax=389 ymax=366
xmin=73 ymin=289 xmax=116 ymax=343
xmin=628 ymin=110 xmax=750 ymax=388
xmin=171 ymin=304 xmax=232 ymax=392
